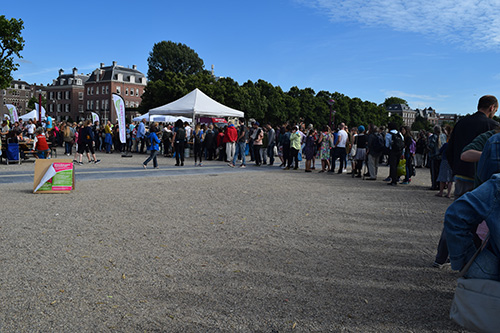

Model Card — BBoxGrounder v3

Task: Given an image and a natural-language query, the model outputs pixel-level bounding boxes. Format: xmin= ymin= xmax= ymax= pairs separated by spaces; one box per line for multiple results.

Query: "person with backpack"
xmin=171 ymin=119 xmax=186 ymax=166
xmin=366 ymin=124 xmax=384 ymax=180
xmin=401 ymin=126 xmax=416 ymax=185
xmin=192 ymin=124 xmax=205 ymax=166
xmin=385 ymin=122 xmax=404 ymax=186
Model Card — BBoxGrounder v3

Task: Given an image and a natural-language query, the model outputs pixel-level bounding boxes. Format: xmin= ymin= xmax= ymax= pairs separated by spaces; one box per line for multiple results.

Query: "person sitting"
xmin=33 ymin=127 xmax=51 ymax=159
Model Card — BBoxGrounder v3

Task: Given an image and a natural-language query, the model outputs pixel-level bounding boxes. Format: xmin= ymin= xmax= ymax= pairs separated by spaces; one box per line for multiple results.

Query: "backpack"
xmin=391 ymin=132 xmax=404 ymax=153
xmin=145 ymin=132 xmax=151 ymax=147
xmin=371 ymin=133 xmax=385 ymax=153
xmin=282 ymin=132 xmax=291 ymax=146
xmin=409 ymin=138 xmax=416 ymax=154
xmin=194 ymin=131 xmax=201 ymax=144
xmin=176 ymin=127 xmax=186 ymax=141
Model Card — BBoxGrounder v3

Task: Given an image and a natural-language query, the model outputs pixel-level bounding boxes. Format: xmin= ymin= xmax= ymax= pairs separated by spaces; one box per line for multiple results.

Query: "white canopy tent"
xmin=149 ymin=88 xmax=244 ymax=120
xmin=19 ymin=110 xmax=40 ymax=121
xmin=132 ymin=112 xmax=192 ymax=123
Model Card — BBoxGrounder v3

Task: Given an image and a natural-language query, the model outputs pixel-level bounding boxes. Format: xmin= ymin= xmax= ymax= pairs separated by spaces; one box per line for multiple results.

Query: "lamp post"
xmin=327 ymin=99 xmax=336 ymax=129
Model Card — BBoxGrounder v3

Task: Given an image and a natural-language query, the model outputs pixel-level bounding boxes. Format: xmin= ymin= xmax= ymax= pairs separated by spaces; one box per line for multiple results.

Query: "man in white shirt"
xmin=333 ymin=123 xmax=348 ymax=173
xmin=26 ymin=120 xmax=36 ymax=139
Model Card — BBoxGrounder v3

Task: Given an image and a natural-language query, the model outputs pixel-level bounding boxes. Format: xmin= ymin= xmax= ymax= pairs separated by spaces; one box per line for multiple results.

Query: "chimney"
xmin=100 ymin=63 xmax=105 ymax=68
xmin=59 ymin=69 xmax=64 ymax=77
xmin=132 ymin=65 xmax=137 ymax=70
xmin=73 ymin=67 xmax=78 ymax=75
xmin=112 ymin=61 xmax=117 ymax=67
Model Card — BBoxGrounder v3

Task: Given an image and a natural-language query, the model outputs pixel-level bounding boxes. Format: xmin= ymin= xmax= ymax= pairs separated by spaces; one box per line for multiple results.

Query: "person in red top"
xmin=33 ymin=127 xmax=50 ymax=159
xmin=224 ymin=122 xmax=238 ymax=162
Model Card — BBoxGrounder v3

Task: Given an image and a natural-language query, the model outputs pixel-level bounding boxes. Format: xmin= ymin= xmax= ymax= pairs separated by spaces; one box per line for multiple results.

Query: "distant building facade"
xmin=85 ymin=61 xmax=146 ymax=123
xmin=46 ymin=68 xmax=89 ymax=122
xmin=438 ymin=113 xmax=460 ymax=125
xmin=386 ymin=104 xmax=416 ymax=127
xmin=415 ymin=107 xmax=439 ymax=125
xmin=1 ymin=80 xmax=47 ymax=117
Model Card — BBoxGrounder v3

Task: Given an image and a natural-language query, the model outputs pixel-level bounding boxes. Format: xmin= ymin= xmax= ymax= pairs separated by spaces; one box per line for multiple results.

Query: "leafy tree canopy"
xmin=411 ymin=115 xmax=431 ymax=132
xmin=383 ymin=96 xmax=408 ymax=107
xmin=147 ymin=41 xmax=204 ymax=81
xmin=388 ymin=114 xmax=405 ymax=128
xmin=142 ymin=42 xmax=408 ymax=129
xmin=0 ymin=16 xmax=24 ymax=89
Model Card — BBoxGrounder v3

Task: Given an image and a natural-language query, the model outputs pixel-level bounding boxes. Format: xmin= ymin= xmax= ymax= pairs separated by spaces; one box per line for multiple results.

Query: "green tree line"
xmin=140 ymin=41 xmax=404 ymax=128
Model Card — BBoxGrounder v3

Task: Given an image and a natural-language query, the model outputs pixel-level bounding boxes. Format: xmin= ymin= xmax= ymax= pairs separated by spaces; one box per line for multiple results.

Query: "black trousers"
xmin=174 ymin=141 xmax=185 ymax=164
xmin=388 ymin=151 xmax=401 ymax=184
xmin=254 ymin=145 xmax=262 ymax=165
xmin=288 ymin=147 xmax=299 ymax=168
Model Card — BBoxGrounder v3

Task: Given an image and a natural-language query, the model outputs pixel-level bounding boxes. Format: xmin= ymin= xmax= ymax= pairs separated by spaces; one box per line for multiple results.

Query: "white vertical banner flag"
xmin=6 ymin=104 xmax=18 ymax=122
xmin=112 ymin=93 xmax=126 ymax=143
xmin=34 ymin=103 xmax=46 ymax=120
xmin=91 ymin=112 xmax=100 ymax=124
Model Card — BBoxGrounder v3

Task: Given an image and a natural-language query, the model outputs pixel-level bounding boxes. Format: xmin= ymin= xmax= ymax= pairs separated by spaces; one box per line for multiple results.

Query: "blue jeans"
xmin=233 ymin=141 xmax=246 ymax=166
xmin=143 ymin=149 xmax=158 ymax=168
xmin=65 ymin=142 xmax=73 ymax=155
xmin=444 ymin=174 xmax=500 ymax=280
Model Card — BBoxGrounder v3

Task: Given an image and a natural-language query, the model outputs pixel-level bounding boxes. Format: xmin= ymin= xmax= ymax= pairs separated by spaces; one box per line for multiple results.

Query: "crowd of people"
xmin=0 ymin=112 xmax=468 ymax=190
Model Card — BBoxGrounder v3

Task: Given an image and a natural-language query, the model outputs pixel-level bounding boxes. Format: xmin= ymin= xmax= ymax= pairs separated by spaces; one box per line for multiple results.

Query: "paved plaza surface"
xmin=0 ymin=153 xmax=465 ymax=332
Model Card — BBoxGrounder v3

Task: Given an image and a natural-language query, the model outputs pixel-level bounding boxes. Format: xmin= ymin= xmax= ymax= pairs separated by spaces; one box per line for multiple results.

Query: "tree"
xmin=383 ymin=96 xmax=408 ymax=107
xmin=411 ymin=115 xmax=431 ymax=132
xmin=0 ymin=16 xmax=24 ymax=89
xmin=28 ymin=95 xmax=46 ymax=110
xmin=388 ymin=114 xmax=404 ymax=128
xmin=147 ymin=41 xmax=204 ymax=81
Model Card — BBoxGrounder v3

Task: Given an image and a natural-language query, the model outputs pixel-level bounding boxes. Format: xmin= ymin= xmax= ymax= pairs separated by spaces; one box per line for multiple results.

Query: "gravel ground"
xmin=0 ymin=154 xmax=466 ymax=332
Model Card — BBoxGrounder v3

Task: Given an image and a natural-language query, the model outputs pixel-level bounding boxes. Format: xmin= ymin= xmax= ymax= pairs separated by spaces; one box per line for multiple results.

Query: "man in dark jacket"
xmin=446 ymin=95 xmax=498 ymax=197
xmin=433 ymin=95 xmax=498 ymax=268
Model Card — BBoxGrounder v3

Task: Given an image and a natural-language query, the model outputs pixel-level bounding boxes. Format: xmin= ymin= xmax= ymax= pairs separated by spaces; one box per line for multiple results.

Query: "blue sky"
xmin=4 ymin=0 xmax=500 ymax=115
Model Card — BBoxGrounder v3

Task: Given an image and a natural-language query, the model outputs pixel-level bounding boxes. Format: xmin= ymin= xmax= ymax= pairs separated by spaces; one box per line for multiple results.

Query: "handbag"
xmin=350 ymin=144 xmax=357 ymax=158
xmin=450 ymin=234 xmax=500 ymax=333
xmin=397 ymin=159 xmax=406 ymax=177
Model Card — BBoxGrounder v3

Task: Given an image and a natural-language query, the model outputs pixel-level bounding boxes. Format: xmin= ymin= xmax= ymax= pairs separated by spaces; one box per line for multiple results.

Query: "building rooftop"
xmin=86 ymin=62 xmax=146 ymax=84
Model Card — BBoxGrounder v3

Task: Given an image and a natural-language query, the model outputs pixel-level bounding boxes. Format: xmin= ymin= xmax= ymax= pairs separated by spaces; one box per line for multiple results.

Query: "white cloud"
xmin=297 ymin=0 xmax=500 ymax=50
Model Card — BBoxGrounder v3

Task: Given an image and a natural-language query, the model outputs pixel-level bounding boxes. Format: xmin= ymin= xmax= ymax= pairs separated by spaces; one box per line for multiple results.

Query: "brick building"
xmin=45 ymin=68 xmax=89 ymax=122
xmin=1 ymin=80 xmax=47 ymax=117
xmin=85 ymin=61 xmax=146 ymax=123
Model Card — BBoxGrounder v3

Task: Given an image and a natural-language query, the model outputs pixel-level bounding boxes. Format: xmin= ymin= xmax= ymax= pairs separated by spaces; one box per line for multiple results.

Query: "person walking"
xmin=143 ymin=124 xmax=160 ymax=169
xmin=77 ymin=120 xmax=100 ymax=165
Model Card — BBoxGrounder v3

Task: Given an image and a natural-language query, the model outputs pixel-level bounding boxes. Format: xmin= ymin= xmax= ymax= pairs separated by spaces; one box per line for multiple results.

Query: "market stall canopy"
xmin=133 ymin=112 xmax=191 ymax=123
xmin=149 ymin=88 xmax=244 ymax=118
xmin=19 ymin=110 xmax=40 ymax=121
